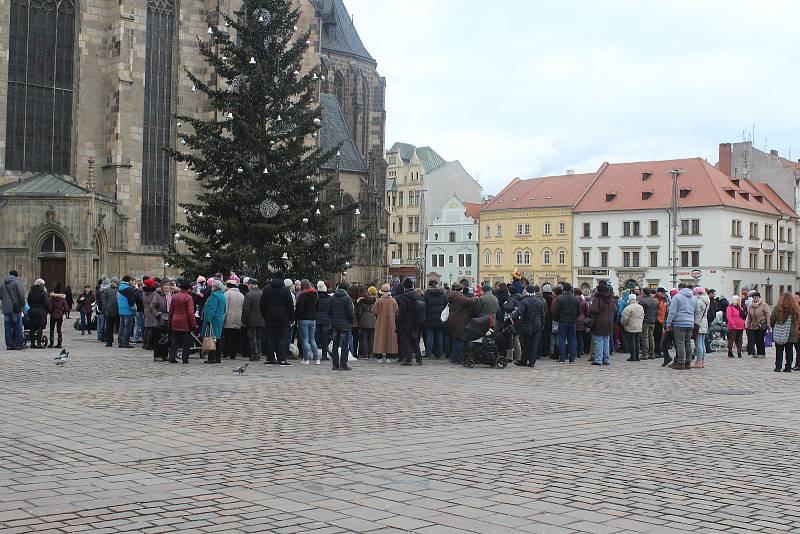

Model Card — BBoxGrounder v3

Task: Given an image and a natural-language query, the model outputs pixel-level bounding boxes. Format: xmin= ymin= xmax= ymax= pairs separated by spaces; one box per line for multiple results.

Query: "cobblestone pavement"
xmin=1 ymin=328 xmax=798 ymax=533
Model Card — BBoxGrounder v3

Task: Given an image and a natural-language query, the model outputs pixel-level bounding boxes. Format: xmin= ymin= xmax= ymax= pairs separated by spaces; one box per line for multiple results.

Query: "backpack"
xmin=772 ymin=316 xmax=792 ymax=345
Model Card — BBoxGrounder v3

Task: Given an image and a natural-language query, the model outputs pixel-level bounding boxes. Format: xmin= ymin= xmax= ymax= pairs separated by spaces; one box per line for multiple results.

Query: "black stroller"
xmin=463 ymin=315 xmax=515 ymax=368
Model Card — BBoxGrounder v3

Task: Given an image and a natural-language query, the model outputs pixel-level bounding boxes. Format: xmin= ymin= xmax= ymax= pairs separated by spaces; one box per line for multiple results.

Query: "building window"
xmin=397 ymin=244 xmax=403 ymax=261
xmin=484 ymin=250 xmax=491 ymax=265
xmin=601 ymin=222 xmax=609 ymax=237
xmin=623 ymin=251 xmax=631 ymax=268
xmin=649 ymin=250 xmax=658 ymax=267
xmin=449 ymin=231 xmax=456 ymax=243
xmin=649 ymin=220 xmax=658 ymax=236
xmin=496 ymin=224 xmax=502 ymax=237
xmin=680 ymin=250 xmax=700 ymax=267
xmin=600 ymin=251 xmax=608 ymax=267
xmin=495 ymin=250 xmax=502 ymax=265
xmin=398 ymin=218 xmax=403 ymax=233
xmin=431 ymin=254 xmax=445 ymax=268
xmin=485 ymin=225 xmax=490 ymax=238
xmin=458 ymin=254 xmax=465 ymax=267
xmin=558 ymin=221 xmax=566 ymax=235
xmin=5 ymin=0 xmax=77 ymax=174
xmin=543 ymin=222 xmax=551 ymax=235
xmin=448 ymin=255 xmax=454 ymax=264
xmin=622 ymin=221 xmax=641 ymax=237
xmin=749 ymin=250 xmax=758 ymax=269
xmin=779 ymin=226 xmax=785 ymax=242
xmin=466 ymin=254 xmax=472 ymax=267
xmin=680 ymin=219 xmax=700 ymax=235
xmin=788 ymin=253 xmax=794 ymax=272
xmin=558 ymin=249 xmax=566 ymax=265
xmin=789 ymin=228 xmax=793 ymax=243
xmin=543 ymin=249 xmax=551 ymax=264
xmin=398 ymin=191 xmax=403 ymax=206
xmin=765 ymin=224 xmax=774 ymax=240
xmin=731 ymin=249 xmax=741 ymax=268
xmin=516 ymin=223 xmax=530 ymax=236
xmin=582 ymin=222 xmax=590 ymax=238
xmin=582 ymin=251 xmax=590 ymax=267
xmin=633 ymin=251 xmax=640 ymax=267
xmin=764 ymin=253 xmax=773 ymax=270
xmin=749 ymin=222 xmax=759 ymax=239
xmin=40 ymin=233 xmax=67 ymax=253
xmin=731 ymin=220 xmax=742 ymax=237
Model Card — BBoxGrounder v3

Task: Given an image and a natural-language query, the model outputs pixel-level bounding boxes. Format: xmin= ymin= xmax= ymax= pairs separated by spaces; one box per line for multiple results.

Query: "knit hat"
xmin=380 ymin=283 xmax=391 ymax=294
xmin=284 ymin=278 xmax=293 ymax=288
xmin=143 ymin=279 xmax=157 ymax=289
xmin=228 ymin=273 xmax=241 ymax=285
xmin=225 ymin=279 xmax=237 ymax=286
xmin=628 ymin=294 xmax=637 ymax=302
xmin=213 ymin=280 xmax=225 ymax=290
xmin=670 ymin=289 xmax=678 ymax=297
xmin=452 ymin=283 xmax=463 ymax=291
xmin=403 ymin=278 xmax=414 ymax=289
xmin=542 ymin=283 xmax=552 ymax=293
xmin=693 ymin=287 xmax=706 ymax=295
xmin=196 ymin=276 xmax=206 ymax=283
xmin=368 ymin=286 xmax=377 ymax=296
xmin=207 ymin=277 xmax=216 ymax=286
xmin=35 ymin=278 xmax=45 ymax=286
xmin=248 ymin=278 xmax=259 ymax=286
xmin=317 ymin=281 xmax=327 ymax=292
xmin=242 ymin=277 xmax=250 ymax=285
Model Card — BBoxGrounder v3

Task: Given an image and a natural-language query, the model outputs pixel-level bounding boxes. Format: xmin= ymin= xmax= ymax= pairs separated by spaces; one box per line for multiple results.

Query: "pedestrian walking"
xmin=76 ymin=285 xmax=95 ymax=336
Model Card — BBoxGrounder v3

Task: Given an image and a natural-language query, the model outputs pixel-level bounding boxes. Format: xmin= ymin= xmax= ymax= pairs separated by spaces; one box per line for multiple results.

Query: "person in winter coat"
xmin=745 ymin=291 xmax=770 ymax=357
xmin=372 ymin=284 xmax=398 ymax=362
xmin=140 ymin=280 xmax=158 ymax=350
xmin=328 ymin=282 xmax=355 ymax=370
xmin=705 ymin=289 xmax=717 ymax=354
xmin=638 ymin=288 xmax=658 ymax=359
xmin=315 ymin=281 xmax=332 ymax=361
xmin=621 ymin=294 xmax=645 ymax=362
xmin=770 ymin=292 xmax=799 ymax=372
xmin=295 ymin=279 xmax=320 ymax=364
xmin=540 ymin=284 xmax=554 ymax=358
xmin=259 ymin=277 xmax=294 ymax=365
xmin=553 ymin=282 xmax=580 ymax=363
xmin=396 ymin=278 xmax=423 ymax=365
xmin=356 ymin=287 xmax=377 ymax=358
xmin=64 ymin=286 xmax=73 ymax=319
xmin=589 ymin=282 xmax=616 ymax=365
xmin=26 ymin=279 xmax=50 ymax=349
xmin=511 ymin=286 xmax=546 ymax=367
xmin=654 ymin=288 xmax=668 ymax=356
xmin=446 ymin=283 xmax=476 ymax=363
xmin=689 ymin=287 xmax=710 ymax=368
xmin=149 ymin=280 xmax=173 ymax=356
xmin=76 ymin=285 xmax=95 ymax=336
xmin=47 ymin=291 xmax=69 ymax=348
xmin=472 ymin=284 xmax=500 ymax=320
xmin=168 ymin=279 xmax=197 ymax=364
xmin=201 ymin=280 xmax=227 ymax=364
xmin=423 ymin=280 xmax=448 ymax=358
xmin=101 ymin=278 xmax=119 ymax=347
xmin=574 ymin=288 xmax=590 ymax=357
xmin=725 ymin=295 xmax=746 ymax=358
xmin=1 ymin=270 xmax=27 ymax=350
xmin=666 ymin=285 xmax=698 ymax=369
xmin=240 ymin=279 xmax=264 ymax=361
xmin=615 ymin=290 xmax=630 ymax=353
xmin=116 ymin=276 xmax=137 ymax=348
xmin=221 ymin=279 xmax=245 ymax=360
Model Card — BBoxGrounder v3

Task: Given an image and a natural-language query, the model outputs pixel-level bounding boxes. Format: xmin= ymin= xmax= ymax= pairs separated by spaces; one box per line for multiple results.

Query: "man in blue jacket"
xmin=666 ymin=283 xmax=698 ymax=370
xmin=117 ymin=275 xmax=137 ymax=348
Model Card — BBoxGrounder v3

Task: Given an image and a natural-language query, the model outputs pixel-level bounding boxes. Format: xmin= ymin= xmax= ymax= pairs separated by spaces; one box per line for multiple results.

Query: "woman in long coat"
xmin=371 ymin=284 xmax=398 ymax=363
xmin=202 ymin=280 xmax=227 ymax=364
xmin=446 ymin=283 xmax=476 ymax=363
xmin=27 ymin=279 xmax=50 ymax=349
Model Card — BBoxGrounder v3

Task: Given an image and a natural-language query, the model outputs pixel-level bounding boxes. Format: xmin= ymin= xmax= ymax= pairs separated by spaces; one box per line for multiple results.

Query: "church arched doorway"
xmin=39 ymin=233 xmax=67 ymax=290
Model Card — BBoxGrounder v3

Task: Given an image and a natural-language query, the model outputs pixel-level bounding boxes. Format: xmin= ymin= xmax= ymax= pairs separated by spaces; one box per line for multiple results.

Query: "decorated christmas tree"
xmin=165 ymin=0 xmax=362 ymax=281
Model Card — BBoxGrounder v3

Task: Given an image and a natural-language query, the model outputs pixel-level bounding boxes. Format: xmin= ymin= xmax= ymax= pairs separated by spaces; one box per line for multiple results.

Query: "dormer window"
xmin=679 ymin=188 xmax=691 ymax=198
xmin=731 ymin=179 xmax=740 ymax=187
xmin=605 ymin=192 xmax=617 ymax=202
xmin=641 ymin=191 xmax=653 ymax=200
xmin=724 ymin=189 xmax=736 ymax=198
xmin=741 ymin=192 xmax=750 ymax=200
xmin=642 ymin=171 xmax=653 ymax=181
xmin=754 ymin=194 xmax=764 ymax=203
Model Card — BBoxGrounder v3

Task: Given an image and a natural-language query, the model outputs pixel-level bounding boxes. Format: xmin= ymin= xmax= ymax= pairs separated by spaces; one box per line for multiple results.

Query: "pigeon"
xmin=232 ymin=363 xmax=248 ymax=375
xmin=54 ymin=349 xmax=68 ymax=360
xmin=55 ymin=352 xmax=70 ymax=367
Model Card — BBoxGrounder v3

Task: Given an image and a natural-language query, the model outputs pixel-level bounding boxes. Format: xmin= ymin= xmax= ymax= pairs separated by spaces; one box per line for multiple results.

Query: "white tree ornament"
xmin=259 ymin=199 xmax=280 ymax=219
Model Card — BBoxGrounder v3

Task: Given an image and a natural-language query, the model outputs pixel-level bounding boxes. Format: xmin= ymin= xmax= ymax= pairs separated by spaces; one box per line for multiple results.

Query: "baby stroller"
xmin=463 ymin=315 xmax=514 ymax=368
xmin=23 ymin=311 xmax=47 ymax=347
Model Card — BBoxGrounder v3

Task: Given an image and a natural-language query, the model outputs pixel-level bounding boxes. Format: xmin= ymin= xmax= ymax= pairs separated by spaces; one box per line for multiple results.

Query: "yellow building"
xmin=479 ymin=173 xmax=596 ymax=286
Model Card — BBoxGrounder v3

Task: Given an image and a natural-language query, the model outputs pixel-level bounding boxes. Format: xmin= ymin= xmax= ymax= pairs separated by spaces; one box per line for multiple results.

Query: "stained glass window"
xmin=141 ymin=0 xmax=176 ymax=245
xmin=5 ymin=0 xmax=75 ymax=174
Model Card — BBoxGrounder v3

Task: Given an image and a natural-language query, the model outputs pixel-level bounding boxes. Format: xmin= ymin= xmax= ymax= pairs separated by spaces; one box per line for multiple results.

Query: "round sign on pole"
xmin=691 ymin=269 xmax=702 ymax=280
xmin=761 ymin=238 xmax=776 ymax=253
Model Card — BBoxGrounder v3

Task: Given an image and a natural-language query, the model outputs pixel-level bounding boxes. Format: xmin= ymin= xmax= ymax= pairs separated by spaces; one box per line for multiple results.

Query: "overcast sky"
xmin=344 ymin=0 xmax=800 ymax=195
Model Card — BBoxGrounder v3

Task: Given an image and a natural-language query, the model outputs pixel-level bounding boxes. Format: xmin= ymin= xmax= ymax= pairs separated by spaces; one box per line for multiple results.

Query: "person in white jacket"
xmin=621 ymin=294 xmax=645 ymax=362
xmin=222 ymin=280 xmax=245 ymax=359
xmin=692 ymin=288 xmax=710 ymax=368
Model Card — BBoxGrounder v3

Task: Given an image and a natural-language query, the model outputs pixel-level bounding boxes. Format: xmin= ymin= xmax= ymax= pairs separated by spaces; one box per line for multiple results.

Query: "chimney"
xmin=770 ymin=149 xmax=779 ymax=157
xmin=719 ymin=143 xmax=732 ymax=176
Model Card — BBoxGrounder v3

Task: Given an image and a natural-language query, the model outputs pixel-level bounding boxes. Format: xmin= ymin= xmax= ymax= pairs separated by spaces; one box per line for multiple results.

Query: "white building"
xmin=425 ymin=196 xmax=482 ymax=287
xmin=572 ymin=158 xmax=797 ymax=304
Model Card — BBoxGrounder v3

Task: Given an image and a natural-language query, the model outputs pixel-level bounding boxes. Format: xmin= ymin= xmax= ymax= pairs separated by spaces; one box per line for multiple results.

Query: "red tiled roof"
xmin=573 ymin=157 xmax=784 ymax=216
xmin=481 ymin=173 xmax=596 ymax=212
xmin=751 ymin=182 xmax=797 ymax=219
xmin=464 ymin=202 xmax=484 ymax=221
xmin=776 ymin=155 xmax=800 ymax=172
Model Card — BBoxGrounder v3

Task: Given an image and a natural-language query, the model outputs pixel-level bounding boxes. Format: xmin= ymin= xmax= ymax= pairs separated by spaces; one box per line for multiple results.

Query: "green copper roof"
xmin=0 ymin=174 xmax=88 ymax=196
xmin=387 ymin=142 xmax=446 ymax=174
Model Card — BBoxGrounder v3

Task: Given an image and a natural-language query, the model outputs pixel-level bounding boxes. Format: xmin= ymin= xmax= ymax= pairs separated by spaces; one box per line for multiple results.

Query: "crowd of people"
xmin=2 ymin=267 xmax=799 ymax=374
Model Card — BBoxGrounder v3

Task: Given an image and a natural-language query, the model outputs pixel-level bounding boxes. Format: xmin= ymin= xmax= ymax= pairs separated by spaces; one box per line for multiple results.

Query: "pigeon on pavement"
xmin=55 ymin=352 xmax=70 ymax=367
xmin=233 ymin=363 xmax=248 ymax=375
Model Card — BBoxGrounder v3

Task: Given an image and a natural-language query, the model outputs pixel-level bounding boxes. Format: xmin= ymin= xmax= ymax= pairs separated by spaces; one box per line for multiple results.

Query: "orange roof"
xmin=776 ymin=155 xmax=800 ymax=172
xmin=573 ymin=157 xmax=784 ymax=216
xmin=464 ymin=202 xmax=484 ymax=221
xmin=751 ymin=182 xmax=797 ymax=219
xmin=481 ymin=173 xmax=597 ymax=212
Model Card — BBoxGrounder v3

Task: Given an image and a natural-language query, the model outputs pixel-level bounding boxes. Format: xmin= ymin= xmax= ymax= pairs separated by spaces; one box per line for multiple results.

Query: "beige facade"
xmin=0 ymin=0 xmax=387 ymax=287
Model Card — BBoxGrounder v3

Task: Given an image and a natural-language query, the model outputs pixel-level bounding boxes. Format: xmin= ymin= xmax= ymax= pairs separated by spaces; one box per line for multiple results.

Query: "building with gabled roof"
xmin=426 ymin=196 xmax=482 ymax=287
xmin=478 ymin=172 xmax=595 ymax=286
xmin=572 ymin=157 xmax=797 ymax=300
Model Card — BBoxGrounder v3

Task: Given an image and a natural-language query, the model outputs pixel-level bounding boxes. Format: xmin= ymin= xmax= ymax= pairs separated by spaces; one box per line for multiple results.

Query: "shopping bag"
xmin=441 ymin=305 xmax=450 ymax=322
xmin=764 ymin=329 xmax=773 ymax=348
xmin=202 ymin=324 xmax=217 ymax=352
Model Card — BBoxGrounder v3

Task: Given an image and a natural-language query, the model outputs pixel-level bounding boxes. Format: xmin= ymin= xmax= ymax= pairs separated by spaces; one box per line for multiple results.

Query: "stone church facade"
xmin=0 ymin=0 xmax=387 ymax=289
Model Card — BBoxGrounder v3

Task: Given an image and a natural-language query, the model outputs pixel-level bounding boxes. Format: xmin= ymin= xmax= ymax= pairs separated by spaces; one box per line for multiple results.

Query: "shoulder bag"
xmin=202 ymin=323 xmax=217 ymax=352
xmin=4 ymin=280 xmax=23 ymax=314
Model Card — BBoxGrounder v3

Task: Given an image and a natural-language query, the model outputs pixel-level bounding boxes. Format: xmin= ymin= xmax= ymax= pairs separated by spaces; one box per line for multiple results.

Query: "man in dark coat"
xmin=705 ymin=288 xmax=717 ymax=353
xmin=315 ymin=281 xmax=332 ymax=361
xmin=639 ymin=287 xmax=659 ymax=359
xmin=511 ymin=286 xmax=546 ymax=367
xmin=423 ymin=280 xmax=447 ymax=358
xmin=1 ymin=270 xmax=26 ymax=350
xmin=446 ymin=284 xmax=475 ymax=363
xmin=259 ymin=276 xmax=294 ymax=365
xmin=327 ymin=282 xmax=354 ymax=370
xmin=241 ymin=279 xmax=264 ymax=361
xmin=589 ymin=282 xmax=616 ymax=365
xmin=101 ymin=279 xmax=120 ymax=347
xmin=553 ymin=282 xmax=580 ymax=363
xmin=541 ymin=284 xmax=554 ymax=358
xmin=396 ymin=278 xmax=423 ymax=365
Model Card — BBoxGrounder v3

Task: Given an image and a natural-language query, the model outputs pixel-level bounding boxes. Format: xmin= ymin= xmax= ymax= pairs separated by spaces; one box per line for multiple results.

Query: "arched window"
xmin=449 ymin=231 xmax=456 ymax=242
xmin=524 ymin=250 xmax=531 ymax=264
xmin=516 ymin=250 xmax=524 ymax=265
xmin=6 ymin=0 xmax=76 ymax=174
xmin=558 ymin=249 xmax=566 ymax=264
xmin=484 ymin=250 xmax=491 ymax=265
xmin=495 ymin=250 xmax=503 ymax=265
xmin=543 ymin=249 xmax=551 ymax=264
xmin=334 ymin=72 xmax=345 ymax=109
xmin=40 ymin=233 xmax=66 ymax=253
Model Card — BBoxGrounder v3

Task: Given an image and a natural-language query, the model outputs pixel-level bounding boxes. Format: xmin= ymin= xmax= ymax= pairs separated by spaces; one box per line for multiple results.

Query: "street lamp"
xmin=414 ymin=256 xmax=423 ymax=288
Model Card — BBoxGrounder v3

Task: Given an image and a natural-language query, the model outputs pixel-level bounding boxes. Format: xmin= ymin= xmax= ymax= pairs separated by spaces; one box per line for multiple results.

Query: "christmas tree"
xmin=165 ymin=0 xmax=362 ymax=281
